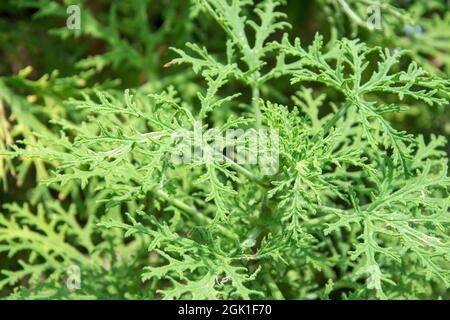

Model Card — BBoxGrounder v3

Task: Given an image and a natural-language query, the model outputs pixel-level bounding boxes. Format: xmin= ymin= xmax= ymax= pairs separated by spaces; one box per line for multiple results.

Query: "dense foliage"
xmin=0 ymin=0 xmax=449 ymax=300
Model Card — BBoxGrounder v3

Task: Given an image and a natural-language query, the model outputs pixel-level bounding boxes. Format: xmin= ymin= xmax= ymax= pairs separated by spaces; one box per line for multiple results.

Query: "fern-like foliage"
xmin=0 ymin=0 xmax=449 ymax=300
xmin=100 ymin=211 xmax=262 ymax=299
xmin=276 ymin=34 xmax=448 ymax=174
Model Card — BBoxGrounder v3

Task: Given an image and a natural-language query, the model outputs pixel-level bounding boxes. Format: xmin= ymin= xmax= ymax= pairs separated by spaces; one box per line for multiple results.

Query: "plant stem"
xmin=337 ymin=0 xmax=372 ymax=30
xmin=223 ymin=154 xmax=266 ymax=187
xmin=312 ymin=100 xmax=352 ymax=143
xmin=252 ymin=86 xmax=262 ymax=129
xmin=262 ymin=273 xmax=284 ymax=300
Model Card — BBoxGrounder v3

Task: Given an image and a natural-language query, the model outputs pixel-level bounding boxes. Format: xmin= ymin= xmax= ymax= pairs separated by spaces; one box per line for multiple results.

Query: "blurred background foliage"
xmin=0 ymin=0 xmax=448 ymax=298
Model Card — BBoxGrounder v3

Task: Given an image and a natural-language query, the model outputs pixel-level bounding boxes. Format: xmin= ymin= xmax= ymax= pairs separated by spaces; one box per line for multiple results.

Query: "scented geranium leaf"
xmin=2 ymin=0 xmax=449 ymax=301
xmin=277 ymin=34 xmax=449 ymax=174
xmin=262 ymin=99 xmax=365 ymax=212
xmin=291 ymin=88 xmax=327 ymax=135
xmin=359 ymin=49 xmax=449 ymax=104
xmin=169 ymin=44 xmax=241 ymax=118
xmin=100 ymin=212 xmax=262 ymax=299
xmin=169 ymin=43 xmax=239 ymax=75
xmin=170 ymin=0 xmax=292 ymax=128
xmin=194 ymin=0 xmax=290 ymax=70
xmin=160 ymin=273 xmax=221 ymax=300
xmin=0 ymin=201 xmax=101 ymax=290
xmin=0 ymin=68 xmax=95 ymax=189
xmin=246 ymin=0 xmax=290 ymax=59
xmin=15 ymin=87 xmax=257 ymax=223
xmin=325 ymin=155 xmax=449 ymax=297
xmin=316 ymin=0 xmax=412 ymax=39
xmin=197 ymin=161 xmax=238 ymax=221
xmin=280 ymin=35 xmax=449 ymax=105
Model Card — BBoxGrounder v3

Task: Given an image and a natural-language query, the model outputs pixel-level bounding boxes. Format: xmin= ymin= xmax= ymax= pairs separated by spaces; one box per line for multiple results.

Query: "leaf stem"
xmin=337 ymin=0 xmax=372 ymax=30
xmin=262 ymin=273 xmax=284 ymax=300
xmin=252 ymin=86 xmax=262 ymax=129
xmin=312 ymin=100 xmax=352 ymax=143
xmin=222 ymin=154 xmax=266 ymax=187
